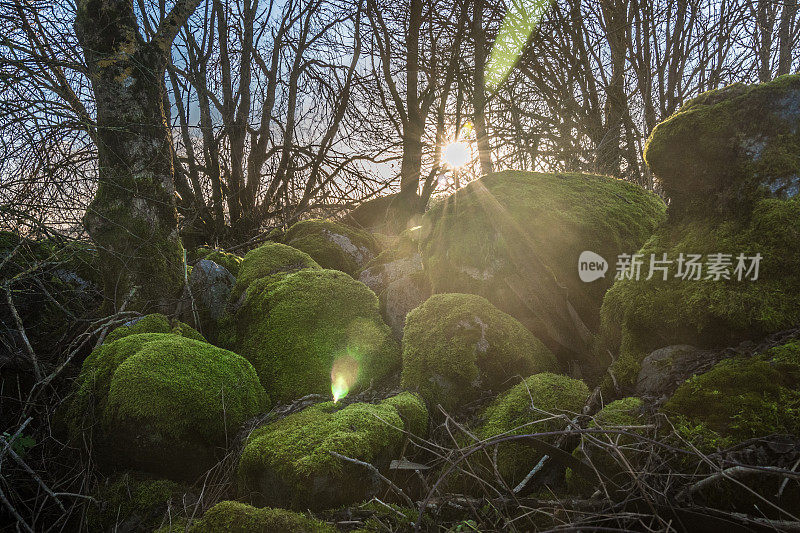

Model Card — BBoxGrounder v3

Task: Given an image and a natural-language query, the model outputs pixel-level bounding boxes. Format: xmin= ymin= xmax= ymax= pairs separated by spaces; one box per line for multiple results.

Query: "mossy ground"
xmin=599 ymin=197 xmax=800 ymax=392
xmin=237 ymin=393 xmax=427 ymax=510
xmin=283 ymin=219 xmax=379 ymax=275
xmin=87 ymin=472 xmax=188 ymax=532
xmin=401 ymin=293 xmax=558 ymax=410
xmin=420 ymin=171 xmax=665 ymax=360
xmin=476 ymin=373 xmax=589 ymax=486
xmin=229 ymin=242 xmax=320 ymax=302
xmin=179 ymin=501 xmax=334 ymax=533
xmin=222 ymin=268 xmax=399 ymax=403
xmin=663 ymin=340 xmax=800 ymax=450
xmin=66 ymin=332 xmax=267 ymax=477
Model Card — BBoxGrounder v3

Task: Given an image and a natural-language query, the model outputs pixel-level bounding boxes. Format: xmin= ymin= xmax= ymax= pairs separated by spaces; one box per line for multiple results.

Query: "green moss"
xmin=565 ymin=397 xmax=645 ymax=495
xmin=223 ymin=269 xmax=399 ymax=403
xmin=229 ymin=242 xmax=320 ymax=302
xmin=185 ymin=501 xmax=333 ymax=533
xmin=87 ymin=473 xmax=187 ymax=532
xmin=284 ymin=219 xmax=379 ymax=276
xmin=663 ymin=341 xmax=800 ymax=450
xmin=104 ymin=313 xmax=205 ymax=344
xmin=420 ymin=171 xmax=665 ymax=350
xmin=599 ymin=197 xmax=800 ymax=392
xmin=203 ymin=250 xmax=244 ymax=276
xmin=66 ymin=333 xmax=267 ymax=478
xmin=237 ymin=393 xmax=427 ymax=510
xmin=644 ymin=74 xmax=800 ymax=215
xmin=476 ymin=373 xmax=589 ymax=486
xmin=401 ymin=293 xmax=558 ymax=410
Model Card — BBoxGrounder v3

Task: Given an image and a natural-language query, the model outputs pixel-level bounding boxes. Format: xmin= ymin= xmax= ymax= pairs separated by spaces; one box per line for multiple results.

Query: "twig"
xmin=4 ymin=284 xmax=41 ymax=380
xmin=328 ymin=451 xmax=416 ymax=509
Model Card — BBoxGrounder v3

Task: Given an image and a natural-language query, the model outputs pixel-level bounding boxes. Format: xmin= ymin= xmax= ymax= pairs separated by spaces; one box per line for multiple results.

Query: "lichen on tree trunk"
xmin=75 ymin=0 xmax=201 ymax=312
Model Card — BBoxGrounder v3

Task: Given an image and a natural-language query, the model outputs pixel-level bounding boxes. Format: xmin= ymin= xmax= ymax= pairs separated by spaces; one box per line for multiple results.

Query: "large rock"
xmin=662 ymin=339 xmax=800 ymax=450
xmin=419 ymin=171 xmax=665 ymax=364
xmin=476 ymin=373 xmax=589 ymax=486
xmin=229 ymin=242 xmax=320 ymax=304
xmin=189 ymin=246 xmax=244 ymax=276
xmin=221 ymin=269 xmax=399 ymax=403
xmin=237 ymin=393 xmax=427 ymax=511
xmin=599 ymin=196 xmax=800 ymax=393
xmin=401 ymin=293 xmax=558 ymax=410
xmin=645 ymin=74 xmax=800 ymax=214
xmin=283 ymin=219 xmax=379 ymax=276
xmin=358 ymin=228 xmax=430 ymax=338
xmin=103 ymin=313 xmax=205 ymax=344
xmin=64 ymin=333 xmax=267 ymax=479
xmin=177 ymin=259 xmax=235 ymax=339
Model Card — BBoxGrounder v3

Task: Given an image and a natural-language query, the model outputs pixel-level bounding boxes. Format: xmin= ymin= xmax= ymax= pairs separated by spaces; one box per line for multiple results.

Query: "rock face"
xmin=283 ymin=219 xmax=379 ymax=276
xmin=229 ymin=243 xmax=320 ymax=304
xmin=599 ymin=78 xmax=800 ymax=394
xmin=177 ymin=260 xmax=235 ymax=339
xmin=645 ymin=74 xmax=800 ymax=215
xmin=419 ymin=171 xmax=665 ymax=364
xmin=477 ymin=373 xmax=589 ymax=486
xmin=401 ymin=293 xmax=558 ymax=411
xmin=181 ymin=501 xmax=334 ymax=533
xmin=237 ymin=393 xmax=427 ymax=511
xmin=64 ymin=332 xmax=267 ymax=479
xmin=662 ymin=339 xmax=800 ymax=450
xmin=358 ymin=228 xmax=431 ymax=338
xmin=221 ymin=269 xmax=399 ymax=403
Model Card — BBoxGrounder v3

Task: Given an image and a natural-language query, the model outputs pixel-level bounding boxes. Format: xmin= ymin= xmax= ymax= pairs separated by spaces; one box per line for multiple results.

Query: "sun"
xmin=443 ymin=141 xmax=470 ymax=168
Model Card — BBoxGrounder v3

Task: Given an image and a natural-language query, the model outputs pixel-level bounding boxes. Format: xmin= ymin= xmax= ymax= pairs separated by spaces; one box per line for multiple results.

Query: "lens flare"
xmin=331 ymin=355 xmax=359 ymax=403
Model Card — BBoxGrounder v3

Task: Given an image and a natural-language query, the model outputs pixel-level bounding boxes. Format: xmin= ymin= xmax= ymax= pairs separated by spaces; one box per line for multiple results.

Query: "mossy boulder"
xmin=420 ymin=171 xmax=665 ymax=363
xmin=222 ymin=269 xmax=399 ymax=403
xmin=401 ymin=293 xmax=558 ymax=410
xmin=476 ymin=373 xmax=589 ymax=486
xmin=229 ymin=242 xmax=320 ymax=304
xmin=599 ymin=197 xmax=800 ymax=393
xmin=644 ymin=74 xmax=800 ymax=215
xmin=104 ymin=313 xmax=205 ymax=344
xmin=182 ymin=501 xmax=333 ymax=533
xmin=177 ymin=260 xmax=236 ymax=341
xmin=343 ymin=192 xmax=423 ymax=234
xmin=283 ymin=219 xmax=379 ymax=276
xmin=87 ymin=473 xmax=189 ymax=532
xmin=65 ymin=333 xmax=267 ymax=478
xmin=237 ymin=392 xmax=427 ymax=510
xmin=663 ymin=340 xmax=800 ymax=450
xmin=565 ymin=397 xmax=646 ymax=495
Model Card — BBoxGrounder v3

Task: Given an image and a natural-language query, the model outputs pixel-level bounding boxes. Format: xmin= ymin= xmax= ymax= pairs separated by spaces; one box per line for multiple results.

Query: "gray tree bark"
xmin=75 ymin=0 xmax=202 ymax=312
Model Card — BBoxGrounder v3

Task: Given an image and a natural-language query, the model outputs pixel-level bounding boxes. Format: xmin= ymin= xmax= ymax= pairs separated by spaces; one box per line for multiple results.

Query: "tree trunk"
xmin=76 ymin=0 xmax=201 ymax=312
xmin=472 ymin=0 xmax=493 ymax=176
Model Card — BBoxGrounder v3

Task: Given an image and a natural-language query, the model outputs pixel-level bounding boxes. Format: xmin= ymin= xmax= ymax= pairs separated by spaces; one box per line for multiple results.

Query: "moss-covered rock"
xmin=283 ymin=219 xmax=379 ymax=276
xmin=183 ymin=501 xmax=333 ymax=533
xmin=237 ymin=392 xmax=427 ymax=510
xmin=222 ymin=269 xmax=399 ymax=403
xmin=475 ymin=373 xmax=589 ymax=486
xmin=104 ymin=313 xmax=205 ymax=344
xmin=599 ymin=197 xmax=800 ymax=393
xmin=66 ymin=333 xmax=267 ymax=478
xmin=401 ymin=293 xmax=558 ymax=410
xmin=663 ymin=341 xmax=800 ymax=450
xmin=87 ymin=473 xmax=189 ymax=532
xmin=343 ymin=192 xmax=424 ymax=234
xmin=645 ymin=74 xmax=800 ymax=215
xmin=204 ymin=250 xmax=243 ymax=276
xmin=229 ymin=242 xmax=320 ymax=303
xmin=420 ymin=171 xmax=665 ymax=364
xmin=565 ymin=397 xmax=646 ymax=495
